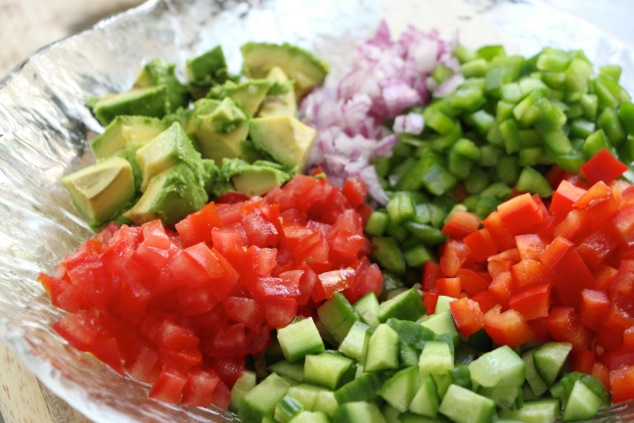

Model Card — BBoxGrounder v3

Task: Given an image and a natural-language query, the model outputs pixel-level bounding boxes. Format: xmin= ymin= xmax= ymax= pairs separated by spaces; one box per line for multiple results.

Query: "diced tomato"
xmin=442 ymin=210 xmax=481 ymax=239
xmin=591 ymin=362 xmax=611 ymax=391
xmin=210 ymin=380 xmax=231 ymax=409
xmin=483 ymin=305 xmax=535 ymax=348
xmin=157 ymin=319 xmax=199 ymax=351
xmin=208 ymin=356 xmax=245 ymax=389
xmin=52 ymin=309 xmax=108 ymax=352
xmin=210 ymin=226 xmax=245 ymax=256
xmin=264 ymin=297 xmax=298 ymax=329
xmin=38 ymin=272 xmax=91 ymax=313
xmin=312 ymin=269 xmax=355 ymax=302
xmin=580 ymin=148 xmax=628 ymax=185
xmin=610 ymin=365 xmax=634 ymax=403
xmin=148 ymin=365 xmax=187 ymax=404
xmin=242 ymin=208 xmax=279 ymax=248
xmin=175 ymin=202 xmax=223 ymax=247
xmin=450 ymin=297 xmax=484 ymax=337
xmin=124 ymin=340 xmax=161 ymax=384
xmin=202 ymin=323 xmax=250 ymax=358
xmin=181 ymin=367 xmax=220 ymax=408
xmin=341 ymin=177 xmax=368 ymax=207
xmin=624 ymin=326 xmax=634 ymax=352
xmin=223 ymin=297 xmax=264 ymax=329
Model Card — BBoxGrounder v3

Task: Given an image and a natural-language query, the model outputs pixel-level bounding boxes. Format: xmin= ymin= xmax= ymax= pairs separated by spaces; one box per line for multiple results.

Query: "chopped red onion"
xmin=300 ymin=22 xmax=458 ymax=204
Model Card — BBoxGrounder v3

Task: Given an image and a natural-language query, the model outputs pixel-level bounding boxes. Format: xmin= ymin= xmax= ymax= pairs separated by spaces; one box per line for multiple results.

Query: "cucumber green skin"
xmin=317 ymin=292 xmax=360 ymax=344
xmin=532 ymin=342 xmax=572 ymax=387
xmin=333 ymin=401 xmax=387 ymax=423
xmin=379 ymin=366 xmax=419 ymax=413
xmin=377 ymin=288 xmax=426 ymax=323
xmin=562 ymin=381 xmax=603 ymax=422
xmin=277 ymin=318 xmax=325 ymax=363
xmin=468 ymin=345 xmax=526 ymax=388
xmin=439 ymin=384 xmax=496 ymax=423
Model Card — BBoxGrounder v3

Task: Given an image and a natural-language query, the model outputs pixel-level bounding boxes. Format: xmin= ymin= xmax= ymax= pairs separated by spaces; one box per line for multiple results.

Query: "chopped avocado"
xmin=207 ymin=79 xmax=273 ymax=116
xmin=202 ymin=158 xmax=231 ymax=198
xmin=241 ymin=42 xmax=329 ymax=99
xmin=186 ymin=98 xmax=250 ymax=164
xmin=89 ymin=85 xmax=167 ymax=126
xmin=124 ymin=163 xmax=208 ymax=226
xmin=249 ymin=115 xmax=317 ymax=172
xmin=207 ymin=97 xmax=249 ymax=133
xmin=133 ymin=58 xmax=189 ymax=113
xmin=222 ymin=158 xmax=291 ymax=196
xmin=186 ymin=45 xmax=230 ymax=98
xmin=136 ymin=122 xmax=205 ymax=192
xmin=91 ymin=116 xmax=167 ymax=158
xmin=258 ymin=66 xmax=298 ymax=117
xmin=113 ymin=143 xmax=144 ymax=191
xmin=162 ymin=107 xmax=193 ymax=128
xmin=61 ymin=157 xmax=136 ymax=230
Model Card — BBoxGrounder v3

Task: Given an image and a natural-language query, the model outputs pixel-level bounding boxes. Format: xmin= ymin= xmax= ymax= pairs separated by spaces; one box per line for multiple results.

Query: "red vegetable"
xmin=39 ymin=174 xmax=380 ymax=408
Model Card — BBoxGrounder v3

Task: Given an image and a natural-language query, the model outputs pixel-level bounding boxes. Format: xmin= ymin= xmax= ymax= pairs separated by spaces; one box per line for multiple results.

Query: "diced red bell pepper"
xmin=546 ymin=306 xmax=593 ymax=352
xmin=550 ymin=180 xmax=587 ymax=217
xmin=483 ymin=305 xmax=535 ymax=348
xmin=610 ymin=365 xmax=634 ymax=403
xmin=450 ymin=297 xmax=484 ymax=337
xmin=509 ymin=283 xmax=551 ymax=321
xmin=463 ymin=228 xmax=498 ymax=262
xmin=442 ymin=209 xmax=481 ymax=239
xmin=580 ymin=148 xmax=628 ymax=185
xmin=436 ymin=277 xmax=462 ymax=298
xmin=497 ymin=193 xmax=545 ymax=235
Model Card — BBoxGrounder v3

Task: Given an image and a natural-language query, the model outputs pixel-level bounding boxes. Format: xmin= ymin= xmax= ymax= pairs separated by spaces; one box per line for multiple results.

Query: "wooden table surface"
xmin=0 ymin=2 xmax=143 ymax=421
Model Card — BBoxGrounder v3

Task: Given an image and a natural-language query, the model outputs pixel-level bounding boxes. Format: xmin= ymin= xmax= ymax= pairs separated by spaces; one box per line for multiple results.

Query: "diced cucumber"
xmin=317 ymin=292 xmax=361 ymax=344
xmin=559 ymin=372 xmax=610 ymax=407
xmin=533 ymin=341 xmax=572 ymax=386
xmin=522 ymin=348 xmax=548 ymax=397
xmin=468 ymin=345 xmax=525 ymax=388
xmin=315 ymin=389 xmax=338 ymax=417
xmin=386 ymin=318 xmax=436 ymax=350
xmin=399 ymin=412 xmax=446 ymax=423
xmin=419 ymin=341 xmax=454 ymax=376
xmin=379 ymin=366 xmax=419 ymax=412
xmin=353 ymin=292 xmax=380 ymax=327
xmin=289 ymin=411 xmax=331 ymax=423
xmin=334 ymin=401 xmax=387 ymax=423
xmin=304 ymin=352 xmax=354 ymax=390
xmin=432 ymin=372 xmax=452 ymax=399
xmin=274 ymin=394 xmax=305 ymax=422
xmin=269 ymin=360 xmax=305 ymax=383
xmin=229 ymin=369 xmax=257 ymax=412
xmin=277 ymin=318 xmax=325 ymax=363
xmin=364 ymin=324 xmax=400 ymax=372
xmin=334 ymin=372 xmax=386 ymax=403
xmin=378 ymin=287 xmax=426 ymax=323
xmin=409 ymin=373 xmax=439 ymax=417
xmin=339 ymin=321 xmax=372 ymax=362
xmin=382 ymin=403 xmax=401 ymax=423
xmin=419 ymin=310 xmax=459 ymax=346
xmin=562 ymin=381 xmax=603 ymax=422
xmin=239 ymin=373 xmax=290 ymax=423
xmin=499 ymin=399 xmax=560 ymax=423
xmin=478 ymin=384 xmax=521 ymax=409
xmin=286 ymin=384 xmax=324 ymax=410
xmin=450 ymin=365 xmax=472 ymax=390
xmin=439 ymin=384 xmax=496 ymax=423
xmin=433 ymin=295 xmax=456 ymax=313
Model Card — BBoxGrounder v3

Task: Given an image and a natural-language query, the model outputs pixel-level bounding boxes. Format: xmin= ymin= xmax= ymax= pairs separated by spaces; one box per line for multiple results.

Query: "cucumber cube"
xmin=378 ymin=287 xmax=426 ymax=323
xmin=439 ymin=384 xmax=496 ymax=423
xmin=353 ymin=292 xmax=380 ymax=327
xmin=334 ymin=401 xmax=387 ymax=423
xmin=286 ymin=384 xmax=324 ymax=410
xmin=409 ymin=373 xmax=439 ymax=417
xmin=334 ymin=372 xmax=385 ymax=404
xmin=274 ymin=395 xmax=304 ymax=423
xmin=304 ymin=352 xmax=354 ymax=390
xmin=419 ymin=310 xmax=459 ymax=346
xmin=364 ymin=324 xmax=400 ymax=372
xmin=419 ymin=341 xmax=454 ymax=376
xmin=269 ymin=360 xmax=305 ymax=383
xmin=533 ymin=341 xmax=572 ymax=386
xmin=317 ymin=292 xmax=361 ymax=344
xmin=277 ymin=318 xmax=325 ymax=363
xmin=229 ymin=370 xmax=257 ymax=412
xmin=315 ymin=390 xmax=338 ymax=417
xmin=562 ymin=380 xmax=603 ymax=422
xmin=500 ymin=399 xmax=560 ymax=423
xmin=469 ymin=345 xmax=525 ymax=388
xmin=338 ymin=321 xmax=372 ymax=361
xmin=239 ymin=373 xmax=290 ymax=423
xmin=379 ymin=366 xmax=419 ymax=412
xmin=522 ymin=349 xmax=548 ymax=397
xmin=289 ymin=411 xmax=331 ymax=423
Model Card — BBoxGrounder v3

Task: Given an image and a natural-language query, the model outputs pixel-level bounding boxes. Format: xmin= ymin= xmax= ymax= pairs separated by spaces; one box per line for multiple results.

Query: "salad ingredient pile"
xmin=38 ymin=21 xmax=634 ymax=423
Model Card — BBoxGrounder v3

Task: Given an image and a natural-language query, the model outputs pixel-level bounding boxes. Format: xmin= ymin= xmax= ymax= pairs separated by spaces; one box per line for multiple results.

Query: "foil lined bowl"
xmin=0 ymin=0 xmax=633 ymax=421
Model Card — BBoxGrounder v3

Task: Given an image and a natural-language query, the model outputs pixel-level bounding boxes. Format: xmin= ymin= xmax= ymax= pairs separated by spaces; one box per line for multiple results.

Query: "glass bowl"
xmin=0 ymin=0 xmax=633 ymax=421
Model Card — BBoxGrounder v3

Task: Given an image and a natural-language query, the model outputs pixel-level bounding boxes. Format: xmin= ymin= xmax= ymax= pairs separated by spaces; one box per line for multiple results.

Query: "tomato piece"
xmin=157 ymin=319 xmax=199 ymax=351
xmin=497 ymin=193 xmax=545 ymax=235
xmin=265 ymin=297 xmax=298 ymax=329
xmin=52 ymin=309 xmax=108 ymax=352
xmin=509 ymin=283 xmax=551 ymax=321
xmin=450 ymin=297 xmax=484 ymax=337
xmin=210 ymin=380 xmax=232 ymax=409
xmin=294 ymin=231 xmax=330 ymax=265
xmin=175 ymin=202 xmax=223 ymax=247
xmin=341 ymin=177 xmax=368 ymax=208
xmin=223 ymin=297 xmax=264 ymax=329
xmin=580 ymin=148 xmax=628 ymax=185
xmin=254 ymin=275 xmax=301 ymax=300
xmin=133 ymin=224 xmax=179 ymax=276
xmin=546 ymin=306 xmax=593 ymax=352
xmin=38 ymin=272 xmax=91 ymax=313
xmin=312 ymin=269 xmax=355 ymax=302
xmin=91 ymin=337 xmax=125 ymax=375
xmin=463 ymin=228 xmax=498 ymax=262
xmin=610 ymin=365 xmax=634 ymax=403
xmin=202 ymin=323 xmax=250 ymax=358
xmin=436 ymin=277 xmax=461 ymax=298
xmin=296 ymin=263 xmax=318 ymax=306
xmin=483 ymin=305 xmax=535 ymax=348
xmin=442 ymin=210 xmax=481 ymax=239
xmin=328 ymin=228 xmax=365 ymax=264
xmin=211 ymin=226 xmax=245 ymax=256
xmin=579 ymin=289 xmax=609 ymax=331
xmin=148 ymin=365 xmax=187 ymax=403
xmin=457 ymin=268 xmax=491 ymax=296
xmin=242 ymin=208 xmax=279 ymax=248
xmin=124 ymin=339 xmax=161 ymax=384
xmin=185 ymin=305 xmax=228 ymax=338
xmin=181 ymin=367 xmax=221 ymax=407
xmin=550 ymin=179 xmax=587 ymax=217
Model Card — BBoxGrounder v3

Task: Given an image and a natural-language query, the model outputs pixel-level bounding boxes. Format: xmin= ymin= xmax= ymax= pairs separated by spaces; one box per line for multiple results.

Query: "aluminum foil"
xmin=0 ymin=0 xmax=633 ymax=421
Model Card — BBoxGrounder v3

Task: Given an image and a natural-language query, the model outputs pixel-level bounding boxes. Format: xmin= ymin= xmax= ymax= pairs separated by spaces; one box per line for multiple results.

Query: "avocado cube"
xmin=249 ymin=115 xmax=316 ymax=173
xmin=241 ymin=42 xmax=329 ymax=99
xmin=186 ymin=45 xmax=229 ymax=83
xmin=136 ymin=121 xmax=204 ymax=192
xmin=186 ymin=99 xmax=250 ymax=164
xmin=207 ymin=79 xmax=273 ymax=116
xmin=133 ymin=58 xmax=189 ymax=113
xmin=221 ymin=158 xmax=290 ymax=197
xmin=90 ymin=85 xmax=167 ymax=126
xmin=258 ymin=66 xmax=298 ymax=118
xmin=61 ymin=157 xmax=135 ymax=230
xmin=124 ymin=163 xmax=208 ymax=226
xmin=91 ymin=116 xmax=167 ymax=158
